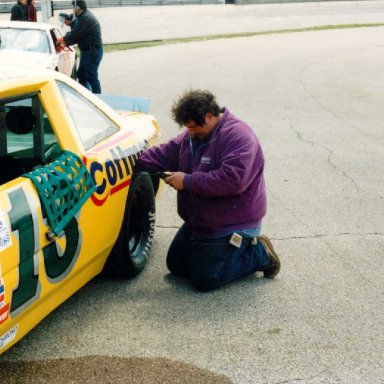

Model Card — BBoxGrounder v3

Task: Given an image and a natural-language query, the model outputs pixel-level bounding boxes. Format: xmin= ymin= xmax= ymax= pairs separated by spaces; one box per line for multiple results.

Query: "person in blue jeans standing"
xmin=135 ymin=89 xmax=281 ymax=292
xmin=57 ymin=0 xmax=103 ymax=94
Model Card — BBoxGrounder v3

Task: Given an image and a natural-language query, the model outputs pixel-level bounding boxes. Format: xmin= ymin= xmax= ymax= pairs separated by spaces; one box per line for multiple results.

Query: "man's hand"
xmin=56 ymin=37 xmax=65 ymax=46
xmin=164 ymin=172 xmax=186 ymax=190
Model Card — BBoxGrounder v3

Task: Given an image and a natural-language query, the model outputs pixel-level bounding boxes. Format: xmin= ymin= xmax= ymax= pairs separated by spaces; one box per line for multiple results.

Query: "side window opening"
xmin=51 ymin=29 xmax=62 ymax=54
xmin=50 ymin=29 xmax=58 ymax=52
xmin=0 ymin=94 xmax=61 ymax=185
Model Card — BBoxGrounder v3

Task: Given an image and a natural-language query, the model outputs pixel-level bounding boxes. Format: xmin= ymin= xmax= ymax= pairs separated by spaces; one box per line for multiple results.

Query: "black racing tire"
xmin=102 ymin=173 xmax=156 ymax=278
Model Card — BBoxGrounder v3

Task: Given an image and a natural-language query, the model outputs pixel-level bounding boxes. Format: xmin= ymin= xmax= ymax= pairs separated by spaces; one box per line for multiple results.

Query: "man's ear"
xmin=204 ymin=113 xmax=213 ymax=124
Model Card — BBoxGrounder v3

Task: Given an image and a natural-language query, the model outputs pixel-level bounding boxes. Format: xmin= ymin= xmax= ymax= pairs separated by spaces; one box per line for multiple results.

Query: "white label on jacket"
xmin=229 ymin=233 xmax=242 ymax=248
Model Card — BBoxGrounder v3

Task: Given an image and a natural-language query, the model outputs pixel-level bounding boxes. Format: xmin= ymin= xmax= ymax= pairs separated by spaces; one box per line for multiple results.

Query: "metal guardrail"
xmin=0 ymin=0 xmax=222 ymax=13
xmin=0 ymin=0 xmax=351 ymax=13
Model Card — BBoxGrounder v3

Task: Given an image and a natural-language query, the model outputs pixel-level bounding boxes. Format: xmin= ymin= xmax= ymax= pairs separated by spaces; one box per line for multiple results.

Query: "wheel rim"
xmin=127 ymin=191 xmax=148 ymax=265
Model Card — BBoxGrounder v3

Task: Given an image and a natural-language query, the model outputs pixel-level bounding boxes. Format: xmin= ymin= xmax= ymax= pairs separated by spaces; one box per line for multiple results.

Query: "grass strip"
xmin=103 ymin=23 xmax=384 ymax=53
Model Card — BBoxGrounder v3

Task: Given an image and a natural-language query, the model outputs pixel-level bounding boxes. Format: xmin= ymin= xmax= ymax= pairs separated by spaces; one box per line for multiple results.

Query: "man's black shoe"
xmin=257 ymin=235 xmax=281 ymax=279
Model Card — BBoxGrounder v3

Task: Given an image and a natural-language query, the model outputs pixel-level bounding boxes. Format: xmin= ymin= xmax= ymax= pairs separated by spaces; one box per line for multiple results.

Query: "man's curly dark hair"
xmin=171 ymin=89 xmax=221 ymax=127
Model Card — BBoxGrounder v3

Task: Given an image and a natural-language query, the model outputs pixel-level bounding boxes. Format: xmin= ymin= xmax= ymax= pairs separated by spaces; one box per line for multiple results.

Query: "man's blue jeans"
xmin=166 ymin=224 xmax=270 ymax=292
xmin=77 ymin=48 xmax=103 ymax=94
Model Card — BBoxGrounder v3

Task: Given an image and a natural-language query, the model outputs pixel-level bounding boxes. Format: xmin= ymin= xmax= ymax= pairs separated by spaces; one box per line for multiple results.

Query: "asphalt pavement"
xmin=59 ymin=1 xmax=384 ymax=43
xmin=94 ymin=1 xmax=384 ymax=43
xmin=1 ymin=2 xmax=384 ymax=384
xmin=2 ymin=1 xmax=384 ymax=43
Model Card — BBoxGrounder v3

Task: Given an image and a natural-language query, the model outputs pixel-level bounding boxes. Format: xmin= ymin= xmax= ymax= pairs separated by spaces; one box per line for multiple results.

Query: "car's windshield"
xmin=0 ymin=28 xmax=50 ymax=53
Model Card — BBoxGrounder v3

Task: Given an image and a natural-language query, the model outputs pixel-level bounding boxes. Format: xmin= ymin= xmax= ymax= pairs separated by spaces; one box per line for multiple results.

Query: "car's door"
xmin=0 ymin=92 xmax=86 ymax=351
xmin=50 ymin=28 xmax=75 ymax=77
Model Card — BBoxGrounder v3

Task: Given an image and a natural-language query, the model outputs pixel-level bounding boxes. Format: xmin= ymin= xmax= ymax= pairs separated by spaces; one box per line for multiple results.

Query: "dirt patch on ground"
xmin=0 ymin=355 xmax=233 ymax=383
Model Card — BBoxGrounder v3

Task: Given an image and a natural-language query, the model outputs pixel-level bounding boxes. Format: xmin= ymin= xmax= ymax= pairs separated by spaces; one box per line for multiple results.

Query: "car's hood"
xmin=0 ymin=50 xmax=56 ymax=70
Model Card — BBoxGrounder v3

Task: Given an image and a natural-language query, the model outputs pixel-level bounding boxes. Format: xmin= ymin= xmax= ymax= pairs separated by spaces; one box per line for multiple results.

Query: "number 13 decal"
xmin=7 ymin=187 xmax=80 ymax=317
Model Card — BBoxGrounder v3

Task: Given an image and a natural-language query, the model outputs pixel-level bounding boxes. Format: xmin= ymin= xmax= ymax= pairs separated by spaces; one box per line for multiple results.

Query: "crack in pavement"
xmin=274 ymin=370 xmax=328 ymax=384
xmin=156 ymin=225 xmax=384 ymax=240
xmin=290 ymin=125 xmax=360 ymax=192
xmin=295 ymin=58 xmax=362 ymax=192
xmin=273 ymin=231 xmax=384 ymax=241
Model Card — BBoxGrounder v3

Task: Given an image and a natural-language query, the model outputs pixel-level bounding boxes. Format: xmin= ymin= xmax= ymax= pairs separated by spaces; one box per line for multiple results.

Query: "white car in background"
xmin=0 ymin=21 xmax=77 ymax=79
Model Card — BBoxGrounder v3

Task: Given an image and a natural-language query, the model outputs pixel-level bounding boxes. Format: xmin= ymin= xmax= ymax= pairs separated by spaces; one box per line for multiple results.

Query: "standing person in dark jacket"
xmin=134 ymin=89 xmax=281 ymax=292
xmin=57 ymin=0 xmax=103 ymax=94
xmin=10 ymin=0 xmax=27 ymax=21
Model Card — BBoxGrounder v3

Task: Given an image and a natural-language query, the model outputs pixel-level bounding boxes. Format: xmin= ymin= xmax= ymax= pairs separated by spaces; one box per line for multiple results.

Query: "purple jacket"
xmin=135 ymin=108 xmax=267 ymax=237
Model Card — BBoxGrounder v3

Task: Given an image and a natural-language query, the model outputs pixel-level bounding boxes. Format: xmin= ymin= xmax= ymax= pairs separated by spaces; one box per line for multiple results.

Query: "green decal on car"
xmin=8 ymin=188 xmax=39 ymax=315
xmin=7 ymin=187 xmax=81 ymax=316
xmin=43 ymin=216 xmax=80 ymax=281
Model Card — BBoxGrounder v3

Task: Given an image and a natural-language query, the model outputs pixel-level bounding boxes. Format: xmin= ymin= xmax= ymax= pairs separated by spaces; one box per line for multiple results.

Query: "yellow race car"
xmin=0 ymin=67 xmax=161 ymax=354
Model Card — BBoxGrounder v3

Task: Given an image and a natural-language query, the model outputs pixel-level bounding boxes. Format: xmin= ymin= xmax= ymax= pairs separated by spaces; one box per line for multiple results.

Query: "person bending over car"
xmin=57 ymin=0 xmax=103 ymax=94
xmin=134 ymin=89 xmax=281 ymax=292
